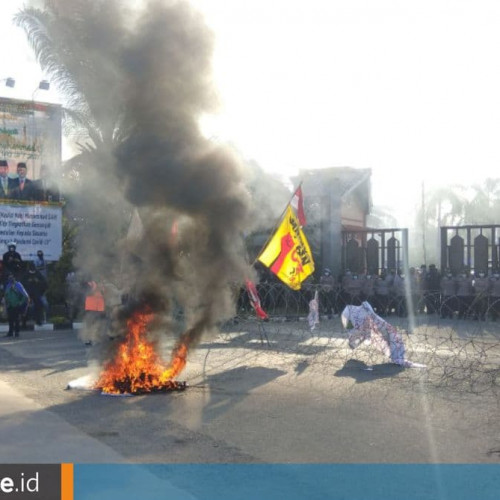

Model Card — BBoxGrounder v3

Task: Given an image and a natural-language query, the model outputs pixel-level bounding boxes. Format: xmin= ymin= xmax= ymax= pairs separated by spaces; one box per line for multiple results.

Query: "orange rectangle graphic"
xmin=61 ymin=463 xmax=74 ymax=500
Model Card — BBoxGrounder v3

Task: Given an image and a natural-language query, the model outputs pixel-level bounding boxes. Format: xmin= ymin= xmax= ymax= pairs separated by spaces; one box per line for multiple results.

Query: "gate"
xmin=341 ymin=228 xmax=409 ymax=274
xmin=441 ymin=225 xmax=500 ymax=274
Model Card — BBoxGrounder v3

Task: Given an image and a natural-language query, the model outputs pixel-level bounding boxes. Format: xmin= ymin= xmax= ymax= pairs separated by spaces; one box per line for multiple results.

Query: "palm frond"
xmin=14 ymin=7 xmax=88 ymax=112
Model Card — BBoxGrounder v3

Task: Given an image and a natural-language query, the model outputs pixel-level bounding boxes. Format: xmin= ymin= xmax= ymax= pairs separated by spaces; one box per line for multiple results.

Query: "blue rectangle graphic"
xmin=74 ymin=464 xmax=500 ymax=500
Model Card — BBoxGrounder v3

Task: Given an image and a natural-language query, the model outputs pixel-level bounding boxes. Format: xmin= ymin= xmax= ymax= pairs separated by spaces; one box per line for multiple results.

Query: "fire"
xmin=95 ymin=307 xmax=187 ymax=395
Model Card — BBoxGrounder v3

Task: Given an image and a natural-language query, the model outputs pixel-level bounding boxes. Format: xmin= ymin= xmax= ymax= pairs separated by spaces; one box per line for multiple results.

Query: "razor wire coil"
xmin=212 ymin=284 xmax=500 ymax=398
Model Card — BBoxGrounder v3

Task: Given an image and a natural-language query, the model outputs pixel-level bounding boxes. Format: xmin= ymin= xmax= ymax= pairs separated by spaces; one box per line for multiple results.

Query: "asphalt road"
xmin=0 ymin=318 xmax=499 ymax=464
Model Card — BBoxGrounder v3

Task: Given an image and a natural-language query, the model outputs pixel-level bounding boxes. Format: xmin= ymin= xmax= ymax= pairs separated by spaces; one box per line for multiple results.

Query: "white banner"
xmin=0 ymin=204 xmax=62 ymax=261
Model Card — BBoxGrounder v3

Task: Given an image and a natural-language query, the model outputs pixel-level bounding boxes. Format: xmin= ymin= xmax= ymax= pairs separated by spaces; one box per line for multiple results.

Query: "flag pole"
xmin=252 ymin=181 xmax=303 ymax=265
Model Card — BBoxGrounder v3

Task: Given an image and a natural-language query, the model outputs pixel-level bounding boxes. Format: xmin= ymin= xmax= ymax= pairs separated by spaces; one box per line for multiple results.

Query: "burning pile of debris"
xmin=94 ymin=306 xmax=188 ymax=395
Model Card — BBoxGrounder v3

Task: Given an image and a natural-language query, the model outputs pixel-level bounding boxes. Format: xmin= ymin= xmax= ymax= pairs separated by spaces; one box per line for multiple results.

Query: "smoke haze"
xmin=32 ymin=0 xmax=259 ymax=351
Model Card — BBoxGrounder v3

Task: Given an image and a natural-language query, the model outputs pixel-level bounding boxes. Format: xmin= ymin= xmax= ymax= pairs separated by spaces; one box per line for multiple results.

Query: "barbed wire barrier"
xmin=190 ymin=285 xmax=500 ymax=399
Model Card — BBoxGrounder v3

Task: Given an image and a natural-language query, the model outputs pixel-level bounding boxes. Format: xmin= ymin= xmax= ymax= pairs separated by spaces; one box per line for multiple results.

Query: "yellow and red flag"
xmin=257 ymin=205 xmax=315 ymax=290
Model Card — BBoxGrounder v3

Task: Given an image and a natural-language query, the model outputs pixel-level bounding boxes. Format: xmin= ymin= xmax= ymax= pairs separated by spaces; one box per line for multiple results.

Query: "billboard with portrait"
xmin=0 ymin=96 xmax=62 ymax=260
xmin=0 ymin=96 xmax=62 ymax=178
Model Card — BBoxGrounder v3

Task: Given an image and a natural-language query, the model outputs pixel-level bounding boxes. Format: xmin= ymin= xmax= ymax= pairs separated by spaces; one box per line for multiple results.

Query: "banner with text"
xmin=0 ymin=203 xmax=62 ymax=261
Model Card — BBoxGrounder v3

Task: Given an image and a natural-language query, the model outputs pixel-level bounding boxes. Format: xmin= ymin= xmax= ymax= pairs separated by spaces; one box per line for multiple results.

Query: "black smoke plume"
xmin=22 ymin=0 xmax=253 ymax=352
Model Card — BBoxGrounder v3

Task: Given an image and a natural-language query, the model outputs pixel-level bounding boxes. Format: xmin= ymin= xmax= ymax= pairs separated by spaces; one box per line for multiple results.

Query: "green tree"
xmin=14 ymin=1 xmax=127 ymax=153
xmin=46 ymin=216 xmax=78 ymax=306
xmin=422 ymin=185 xmax=466 ymax=227
xmin=15 ymin=1 xmax=132 ymax=278
xmin=413 ymin=184 xmax=466 ymax=264
xmin=413 ymin=180 xmax=500 ymax=265
xmin=367 ymin=205 xmax=399 ymax=228
xmin=464 ymin=178 xmax=500 ymax=224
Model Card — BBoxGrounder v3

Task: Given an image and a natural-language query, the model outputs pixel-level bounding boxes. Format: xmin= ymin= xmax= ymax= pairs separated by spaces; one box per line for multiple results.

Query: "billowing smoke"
xmin=113 ymin=1 xmax=252 ymax=349
xmin=24 ymin=0 xmax=255 ymax=351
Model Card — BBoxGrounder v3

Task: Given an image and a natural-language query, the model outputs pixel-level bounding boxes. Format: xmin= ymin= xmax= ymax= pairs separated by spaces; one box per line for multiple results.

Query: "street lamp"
xmin=1 ymin=77 xmax=16 ymax=88
xmin=32 ymin=80 xmax=51 ymax=100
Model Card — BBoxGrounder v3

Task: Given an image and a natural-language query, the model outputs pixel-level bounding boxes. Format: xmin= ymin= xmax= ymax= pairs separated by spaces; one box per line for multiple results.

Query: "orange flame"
xmin=95 ymin=307 xmax=188 ymax=394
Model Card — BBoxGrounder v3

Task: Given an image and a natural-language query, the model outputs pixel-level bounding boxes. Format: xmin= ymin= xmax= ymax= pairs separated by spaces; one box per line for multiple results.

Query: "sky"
xmin=2 ymin=0 xmax=500 ymax=224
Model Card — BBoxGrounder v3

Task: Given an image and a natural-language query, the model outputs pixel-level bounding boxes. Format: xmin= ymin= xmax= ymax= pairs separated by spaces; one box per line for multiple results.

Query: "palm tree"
xmin=422 ymin=184 xmax=467 ymax=227
xmin=412 ymin=184 xmax=467 ymax=264
xmin=413 ymin=179 xmax=500 ymax=265
xmin=464 ymin=178 xmax=500 ymax=224
xmin=14 ymin=1 xmax=257 ymax=341
xmin=366 ymin=205 xmax=399 ymax=228
xmin=14 ymin=1 xmax=127 ymax=155
xmin=14 ymin=1 xmax=133 ymax=275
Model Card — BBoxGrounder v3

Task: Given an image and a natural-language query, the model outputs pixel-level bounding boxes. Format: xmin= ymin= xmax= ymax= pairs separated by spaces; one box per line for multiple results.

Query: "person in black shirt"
xmin=425 ymin=264 xmax=441 ymax=314
xmin=21 ymin=264 xmax=48 ymax=326
xmin=2 ymin=242 xmax=23 ymax=282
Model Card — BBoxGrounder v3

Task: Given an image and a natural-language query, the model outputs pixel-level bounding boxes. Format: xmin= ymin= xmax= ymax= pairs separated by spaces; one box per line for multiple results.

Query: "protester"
xmin=392 ymin=270 xmax=407 ymax=317
xmin=374 ymin=270 xmax=390 ymax=316
xmin=417 ymin=265 xmax=427 ymax=314
xmin=101 ymin=279 xmax=126 ymax=337
xmin=4 ymin=273 xmax=30 ymax=337
xmin=339 ymin=269 xmax=353 ymax=310
xmin=65 ymin=271 xmax=86 ymax=321
xmin=344 ymin=272 xmax=363 ymax=306
xmin=490 ymin=271 xmax=500 ymax=321
xmin=361 ymin=273 xmax=376 ymax=305
xmin=83 ymin=279 xmax=106 ymax=345
xmin=33 ymin=249 xmax=48 ymax=279
xmin=408 ymin=267 xmax=419 ymax=315
xmin=424 ymin=264 xmax=441 ymax=314
xmin=456 ymin=271 xmax=474 ymax=319
xmin=472 ymin=271 xmax=490 ymax=321
xmin=319 ymin=268 xmax=336 ymax=318
xmin=440 ymin=269 xmax=457 ymax=319
xmin=21 ymin=264 xmax=48 ymax=326
xmin=2 ymin=242 xmax=23 ymax=281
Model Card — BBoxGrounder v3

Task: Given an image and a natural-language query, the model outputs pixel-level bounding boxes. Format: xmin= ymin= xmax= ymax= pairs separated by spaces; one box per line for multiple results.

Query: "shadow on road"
xmin=200 ymin=366 xmax=286 ymax=423
xmin=0 ymin=337 xmax=88 ymax=375
xmin=334 ymin=359 xmax=404 ymax=383
xmin=294 ymin=359 xmax=309 ymax=376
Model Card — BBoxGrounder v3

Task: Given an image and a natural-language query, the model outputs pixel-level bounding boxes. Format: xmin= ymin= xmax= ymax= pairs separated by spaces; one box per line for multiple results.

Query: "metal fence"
xmin=441 ymin=224 xmax=500 ymax=274
xmin=342 ymin=228 xmax=409 ymax=274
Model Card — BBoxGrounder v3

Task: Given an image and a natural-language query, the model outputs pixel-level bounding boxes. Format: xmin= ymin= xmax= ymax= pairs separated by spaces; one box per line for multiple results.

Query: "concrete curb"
xmin=0 ymin=322 xmax=83 ymax=332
